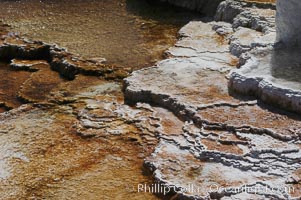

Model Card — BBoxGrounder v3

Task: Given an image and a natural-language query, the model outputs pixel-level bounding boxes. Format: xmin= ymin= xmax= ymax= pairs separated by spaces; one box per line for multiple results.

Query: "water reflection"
xmin=126 ymin=0 xmax=202 ymax=25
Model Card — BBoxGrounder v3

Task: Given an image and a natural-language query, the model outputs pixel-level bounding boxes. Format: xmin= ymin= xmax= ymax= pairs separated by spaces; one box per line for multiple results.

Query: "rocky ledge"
xmin=0 ymin=0 xmax=300 ymax=199
xmin=0 ymin=33 xmax=129 ymax=80
xmin=0 ymin=22 xmax=164 ymax=199
xmin=229 ymin=47 xmax=301 ymax=114
xmin=0 ymin=30 xmax=129 ymax=110
xmin=229 ymin=0 xmax=301 ymax=115
xmin=124 ymin=0 xmax=301 ymax=199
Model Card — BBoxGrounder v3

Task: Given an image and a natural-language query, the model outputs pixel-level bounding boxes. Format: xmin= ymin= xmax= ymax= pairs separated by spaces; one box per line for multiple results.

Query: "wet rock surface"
xmin=0 ymin=34 xmax=131 ymax=115
xmin=0 ymin=3 xmax=180 ymax=199
xmin=0 ymin=34 xmax=129 ymax=80
xmin=0 ymin=0 xmax=202 ymax=69
xmin=1 ymin=0 xmax=301 ymax=200
xmin=0 ymin=32 xmax=168 ymax=198
xmin=0 ymin=101 xmax=160 ymax=199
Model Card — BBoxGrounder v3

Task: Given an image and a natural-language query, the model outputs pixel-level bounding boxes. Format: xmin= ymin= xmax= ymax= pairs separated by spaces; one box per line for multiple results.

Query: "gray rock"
xmin=215 ymin=0 xmax=244 ymax=22
xmin=276 ymin=0 xmax=301 ymax=47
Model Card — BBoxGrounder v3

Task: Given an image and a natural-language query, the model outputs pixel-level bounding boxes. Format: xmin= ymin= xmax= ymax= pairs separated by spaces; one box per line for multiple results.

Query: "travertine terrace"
xmin=0 ymin=0 xmax=300 ymax=200
xmin=125 ymin=0 xmax=301 ymax=199
xmin=229 ymin=0 xmax=301 ymax=114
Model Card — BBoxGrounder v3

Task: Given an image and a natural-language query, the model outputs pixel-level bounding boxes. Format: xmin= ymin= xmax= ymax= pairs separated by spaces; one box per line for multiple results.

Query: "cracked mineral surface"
xmin=227 ymin=0 xmax=301 ymax=115
xmin=0 ymin=0 xmax=300 ymax=200
xmin=124 ymin=2 xmax=301 ymax=198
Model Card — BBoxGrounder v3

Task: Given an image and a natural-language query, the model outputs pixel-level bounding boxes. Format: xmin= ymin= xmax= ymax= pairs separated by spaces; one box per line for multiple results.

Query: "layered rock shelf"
xmin=0 ymin=23 xmax=162 ymax=199
xmin=228 ymin=0 xmax=301 ymax=114
xmin=0 ymin=32 xmax=129 ymax=110
xmin=0 ymin=0 xmax=301 ymax=200
xmin=0 ymin=35 xmax=128 ymax=80
xmin=124 ymin=0 xmax=301 ymax=199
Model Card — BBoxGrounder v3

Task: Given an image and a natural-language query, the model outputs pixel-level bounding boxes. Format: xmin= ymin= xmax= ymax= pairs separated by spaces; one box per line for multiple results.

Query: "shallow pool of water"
xmin=0 ymin=0 xmax=201 ymax=69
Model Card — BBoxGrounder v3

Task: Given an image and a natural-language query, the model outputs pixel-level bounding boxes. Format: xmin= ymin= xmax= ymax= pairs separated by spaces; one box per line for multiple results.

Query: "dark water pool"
xmin=0 ymin=0 xmax=201 ymax=69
